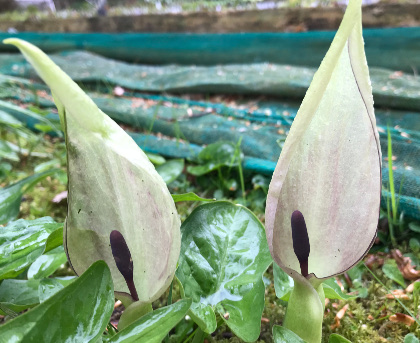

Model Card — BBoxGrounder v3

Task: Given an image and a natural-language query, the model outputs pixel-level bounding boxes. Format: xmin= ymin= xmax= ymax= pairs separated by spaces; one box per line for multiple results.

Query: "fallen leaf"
xmin=114 ymin=300 xmax=122 ymax=309
xmin=389 ymin=313 xmax=415 ymax=326
xmin=406 ymin=279 xmax=420 ymax=293
xmin=330 ymin=304 xmax=349 ymax=330
xmin=392 ymin=250 xmax=420 ymax=280
xmin=365 ymin=253 xmax=385 ymax=269
xmin=385 ymin=289 xmax=409 ymax=300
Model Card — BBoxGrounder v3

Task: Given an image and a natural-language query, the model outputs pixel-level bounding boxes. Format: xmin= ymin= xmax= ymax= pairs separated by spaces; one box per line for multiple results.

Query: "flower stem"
xmin=283 ymin=277 xmax=324 ymax=343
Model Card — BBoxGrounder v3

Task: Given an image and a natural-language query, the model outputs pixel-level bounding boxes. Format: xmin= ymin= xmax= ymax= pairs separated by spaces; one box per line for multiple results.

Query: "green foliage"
xmin=0 ymin=277 xmax=75 ymax=315
xmin=0 ymin=261 xmax=114 ymax=343
xmin=273 ymin=263 xmax=356 ymax=302
xmin=0 ymin=170 xmax=59 ymax=224
xmin=382 ymin=259 xmax=406 ymax=288
xmin=27 ymin=246 xmax=67 ymax=279
xmin=156 ymin=158 xmax=185 ymax=184
xmin=176 ymin=201 xmax=272 ymax=341
xmin=172 ymin=192 xmax=214 ymax=203
xmin=328 ymin=334 xmax=352 ymax=343
xmin=105 ymin=299 xmax=192 ymax=343
xmin=273 ymin=325 xmax=306 ymax=343
xmin=0 ymin=217 xmax=63 ymax=279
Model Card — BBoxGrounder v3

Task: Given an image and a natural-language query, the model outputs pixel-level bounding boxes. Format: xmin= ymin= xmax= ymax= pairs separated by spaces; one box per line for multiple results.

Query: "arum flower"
xmin=265 ymin=0 xmax=381 ymax=341
xmin=4 ymin=39 xmax=181 ymax=320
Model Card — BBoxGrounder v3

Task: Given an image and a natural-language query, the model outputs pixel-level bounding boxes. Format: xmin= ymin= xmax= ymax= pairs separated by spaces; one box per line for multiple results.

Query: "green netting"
xmin=0 ymin=28 xmax=420 ymax=72
xmin=0 ymin=74 xmax=418 ymax=220
xmin=0 ymin=51 xmax=419 ymax=111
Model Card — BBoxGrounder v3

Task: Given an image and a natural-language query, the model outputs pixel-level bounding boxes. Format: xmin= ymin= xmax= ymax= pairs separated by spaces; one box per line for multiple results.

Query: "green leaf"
xmin=216 ymin=279 xmax=266 ymax=341
xmin=107 ymin=299 xmax=191 ymax=343
xmin=176 ymin=201 xmax=272 ymax=341
xmin=27 ymin=246 xmax=68 ymax=279
xmin=0 ymin=279 xmax=40 ymax=315
xmin=171 ymin=192 xmax=214 ymax=203
xmin=0 ymin=169 xmax=59 ymax=224
xmin=0 ymin=140 xmax=19 ymax=162
xmin=273 ymin=263 xmax=293 ymax=301
xmin=408 ymin=222 xmax=420 ymax=233
xmin=0 ymin=277 xmax=74 ymax=315
xmin=0 ymin=217 xmax=63 ymax=280
xmin=145 ymin=152 xmax=166 ymax=166
xmin=382 ymin=259 xmax=406 ymax=288
xmin=409 ymin=238 xmax=420 ymax=253
xmin=4 ymin=38 xmax=181 ymax=303
xmin=156 ymin=159 xmax=184 ymax=184
xmin=0 ymin=261 xmax=114 ymax=343
xmin=33 ymin=159 xmax=61 ymax=173
xmin=44 ymin=227 xmax=64 ymax=253
xmin=322 ymin=278 xmax=357 ymax=300
xmin=405 ymin=333 xmax=420 ymax=343
xmin=273 ymin=325 xmax=306 ymax=343
xmin=0 ymin=110 xmax=22 ymax=127
xmin=187 ymin=141 xmax=243 ymax=176
xmin=0 ymin=99 xmax=61 ymax=135
xmin=38 ymin=277 xmax=75 ymax=303
xmin=273 ymin=267 xmax=355 ymax=302
xmin=329 ymin=333 xmax=352 ymax=343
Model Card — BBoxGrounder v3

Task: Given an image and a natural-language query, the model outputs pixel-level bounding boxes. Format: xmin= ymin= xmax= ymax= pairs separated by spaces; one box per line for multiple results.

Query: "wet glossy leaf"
xmin=322 ymin=278 xmax=357 ymax=300
xmin=0 ymin=217 xmax=63 ymax=280
xmin=187 ymin=141 xmax=243 ymax=176
xmin=0 ymin=279 xmax=40 ymax=315
xmin=273 ymin=263 xmax=293 ymax=300
xmin=0 ymin=277 xmax=74 ymax=315
xmin=0 ymin=169 xmax=58 ymax=224
xmin=106 ymin=299 xmax=191 ymax=343
xmin=156 ymin=159 xmax=184 ymax=184
xmin=216 ymin=279 xmax=266 ymax=341
xmin=38 ymin=277 xmax=75 ymax=303
xmin=273 ymin=325 xmax=306 ymax=343
xmin=176 ymin=201 xmax=272 ymax=341
xmin=44 ymin=227 xmax=64 ymax=253
xmin=0 ymin=261 xmax=114 ymax=343
xmin=27 ymin=246 xmax=67 ymax=279
xmin=172 ymin=192 xmax=214 ymax=203
xmin=4 ymin=39 xmax=180 ymax=303
xmin=329 ymin=333 xmax=352 ymax=343
xmin=382 ymin=259 xmax=406 ymax=288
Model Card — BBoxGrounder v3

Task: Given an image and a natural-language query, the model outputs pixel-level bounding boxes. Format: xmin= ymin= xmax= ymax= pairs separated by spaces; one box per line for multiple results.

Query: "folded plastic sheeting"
xmin=0 ymin=74 xmax=418 ymax=220
xmin=0 ymin=51 xmax=420 ymax=111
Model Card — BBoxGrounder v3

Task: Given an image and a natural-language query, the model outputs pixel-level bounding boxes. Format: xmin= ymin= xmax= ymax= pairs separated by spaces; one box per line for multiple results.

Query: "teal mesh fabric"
xmin=0 ymin=51 xmax=419 ymax=111
xmin=0 ymin=72 xmax=418 ymax=220
xmin=1 ymin=28 xmax=420 ymax=71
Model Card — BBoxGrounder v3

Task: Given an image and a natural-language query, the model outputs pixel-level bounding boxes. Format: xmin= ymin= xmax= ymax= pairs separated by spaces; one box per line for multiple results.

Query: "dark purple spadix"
xmin=110 ymin=230 xmax=138 ymax=301
xmin=291 ymin=210 xmax=310 ymax=277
